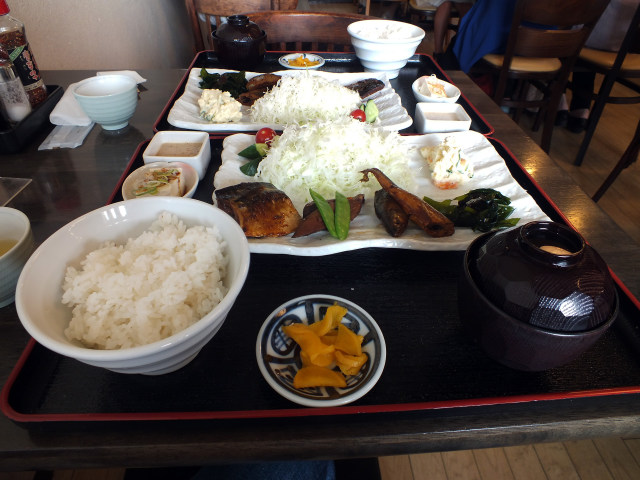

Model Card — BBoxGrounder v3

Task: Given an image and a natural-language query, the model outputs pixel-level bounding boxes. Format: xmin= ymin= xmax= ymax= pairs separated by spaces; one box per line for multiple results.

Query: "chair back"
xmin=498 ymin=0 xmax=608 ymax=78
xmin=185 ymin=0 xmax=297 ymax=52
xmin=245 ymin=10 xmax=375 ymax=52
xmin=573 ymin=3 xmax=640 ymax=166
xmin=491 ymin=0 xmax=608 ymax=152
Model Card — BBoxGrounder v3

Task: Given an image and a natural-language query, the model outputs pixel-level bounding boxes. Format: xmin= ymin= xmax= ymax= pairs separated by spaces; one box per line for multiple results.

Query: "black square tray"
xmin=2 ymin=136 xmax=639 ymax=423
xmin=0 ymin=85 xmax=63 ymax=154
xmin=152 ymin=51 xmax=494 ymax=137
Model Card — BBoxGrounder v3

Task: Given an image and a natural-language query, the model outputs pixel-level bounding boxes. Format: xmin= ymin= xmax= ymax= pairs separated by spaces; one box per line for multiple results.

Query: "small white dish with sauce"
xmin=122 ymin=161 xmax=199 ymax=201
xmin=412 ymin=75 xmax=461 ymax=103
xmin=143 ymin=131 xmax=211 ymax=178
xmin=414 ymin=103 xmax=471 ymax=133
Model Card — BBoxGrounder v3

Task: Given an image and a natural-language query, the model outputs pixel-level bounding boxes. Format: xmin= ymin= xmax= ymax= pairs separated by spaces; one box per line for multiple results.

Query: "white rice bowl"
xmin=62 ymin=212 xmax=229 ymax=350
xmin=16 ymin=197 xmax=250 ymax=375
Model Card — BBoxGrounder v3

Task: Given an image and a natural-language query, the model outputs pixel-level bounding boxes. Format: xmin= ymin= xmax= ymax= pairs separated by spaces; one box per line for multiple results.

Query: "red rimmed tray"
xmin=2 ymin=137 xmax=639 ymax=423
xmin=152 ymin=51 xmax=494 ymax=137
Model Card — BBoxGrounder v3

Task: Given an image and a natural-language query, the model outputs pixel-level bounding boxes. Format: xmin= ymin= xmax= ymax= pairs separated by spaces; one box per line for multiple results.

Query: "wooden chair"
xmin=591 ymin=116 xmax=640 ymax=202
xmin=184 ymin=0 xmax=298 ymax=52
xmin=245 ymin=11 xmax=375 ymax=52
xmin=572 ymin=4 xmax=640 ymax=166
xmin=479 ymin=0 xmax=609 ymax=153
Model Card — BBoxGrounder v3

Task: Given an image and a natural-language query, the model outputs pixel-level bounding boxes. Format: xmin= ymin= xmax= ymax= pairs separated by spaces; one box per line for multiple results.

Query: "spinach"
xmin=424 ymin=188 xmax=520 ymax=232
xmin=199 ymin=68 xmax=247 ymax=98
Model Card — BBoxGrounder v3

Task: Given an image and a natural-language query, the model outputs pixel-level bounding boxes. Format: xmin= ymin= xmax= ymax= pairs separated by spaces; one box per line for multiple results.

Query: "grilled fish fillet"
xmin=215 ymin=182 xmax=301 ymax=238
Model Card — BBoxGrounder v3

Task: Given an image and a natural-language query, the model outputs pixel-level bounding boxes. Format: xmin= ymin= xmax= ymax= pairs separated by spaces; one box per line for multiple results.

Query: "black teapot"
xmin=212 ymin=15 xmax=266 ymax=69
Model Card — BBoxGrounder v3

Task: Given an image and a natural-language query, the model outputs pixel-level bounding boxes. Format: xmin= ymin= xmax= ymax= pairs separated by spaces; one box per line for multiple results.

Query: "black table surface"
xmin=1 ymin=62 xmax=639 ymax=472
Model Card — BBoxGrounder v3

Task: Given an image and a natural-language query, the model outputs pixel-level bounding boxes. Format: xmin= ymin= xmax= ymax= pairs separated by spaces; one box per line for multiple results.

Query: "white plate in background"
xmin=167 ymin=68 xmax=413 ymax=132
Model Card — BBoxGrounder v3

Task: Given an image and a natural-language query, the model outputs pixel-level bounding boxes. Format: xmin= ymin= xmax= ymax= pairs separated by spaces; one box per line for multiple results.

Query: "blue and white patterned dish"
xmin=278 ymin=53 xmax=325 ymax=70
xmin=256 ymin=294 xmax=386 ymax=407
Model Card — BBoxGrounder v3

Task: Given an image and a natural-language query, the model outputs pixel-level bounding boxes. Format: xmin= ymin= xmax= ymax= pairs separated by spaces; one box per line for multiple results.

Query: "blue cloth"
xmin=452 ymin=0 xmax=517 ymax=72
xmin=191 ymin=460 xmax=336 ymax=480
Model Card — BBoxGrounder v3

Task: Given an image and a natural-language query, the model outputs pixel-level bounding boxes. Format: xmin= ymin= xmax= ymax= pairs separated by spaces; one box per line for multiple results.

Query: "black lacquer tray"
xmin=0 ymin=85 xmax=63 ymax=154
xmin=2 ymin=136 xmax=640 ymax=423
xmin=152 ymin=51 xmax=494 ymax=137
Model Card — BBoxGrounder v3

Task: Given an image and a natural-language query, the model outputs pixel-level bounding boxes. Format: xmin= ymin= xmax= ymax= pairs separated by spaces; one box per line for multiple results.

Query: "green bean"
xmin=309 ymin=189 xmax=337 ymax=238
xmin=334 ymin=191 xmax=351 ymax=240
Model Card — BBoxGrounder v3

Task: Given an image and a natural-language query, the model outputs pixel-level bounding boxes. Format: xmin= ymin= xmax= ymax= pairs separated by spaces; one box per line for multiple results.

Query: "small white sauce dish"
xmin=414 ymin=103 xmax=472 ymax=133
xmin=412 ymin=76 xmax=461 ymax=103
xmin=143 ymin=130 xmax=211 ymax=178
xmin=278 ymin=53 xmax=325 ymax=70
xmin=122 ymin=161 xmax=199 ymax=201
xmin=256 ymin=294 xmax=386 ymax=408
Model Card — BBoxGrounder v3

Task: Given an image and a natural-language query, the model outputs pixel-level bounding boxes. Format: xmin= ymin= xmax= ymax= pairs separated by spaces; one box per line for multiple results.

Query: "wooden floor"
xmin=2 ymin=437 xmax=639 ymax=479
xmin=2 ymin=3 xmax=639 ymax=480
xmin=379 ymin=437 xmax=640 ymax=480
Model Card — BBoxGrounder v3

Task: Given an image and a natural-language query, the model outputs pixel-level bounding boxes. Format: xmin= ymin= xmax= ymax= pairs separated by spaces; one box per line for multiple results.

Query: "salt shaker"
xmin=0 ymin=45 xmax=30 ymax=124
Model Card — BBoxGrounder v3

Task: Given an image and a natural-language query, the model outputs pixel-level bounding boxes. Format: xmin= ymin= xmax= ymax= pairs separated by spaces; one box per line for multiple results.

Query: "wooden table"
xmin=1 ymin=65 xmax=639 ymax=473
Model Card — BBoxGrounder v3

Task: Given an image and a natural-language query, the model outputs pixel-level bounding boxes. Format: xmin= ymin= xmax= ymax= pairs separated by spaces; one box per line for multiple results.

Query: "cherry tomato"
xmin=256 ymin=127 xmax=277 ymax=146
xmin=350 ymin=109 xmax=366 ymax=122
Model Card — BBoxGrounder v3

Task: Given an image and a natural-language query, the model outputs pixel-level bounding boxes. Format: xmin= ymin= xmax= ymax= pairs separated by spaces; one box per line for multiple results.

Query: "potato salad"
xmin=198 ymin=89 xmax=242 ymax=123
xmin=420 ymin=136 xmax=473 ymax=190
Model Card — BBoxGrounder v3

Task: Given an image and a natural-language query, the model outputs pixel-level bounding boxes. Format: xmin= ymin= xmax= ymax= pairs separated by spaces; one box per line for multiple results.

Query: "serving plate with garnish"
xmin=256 ymin=294 xmax=386 ymax=407
xmin=166 ymin=68 xmax=412 ymax=132
xmin=213 ymin=130 xmax=549 ymax=255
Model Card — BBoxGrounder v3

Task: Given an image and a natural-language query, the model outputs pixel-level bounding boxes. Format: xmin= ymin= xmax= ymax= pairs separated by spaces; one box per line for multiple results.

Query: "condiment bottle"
xmin=0 ymin=0 xmax=47 ymax=107
xmin=0 ymin=45 xmax=31 ymax=124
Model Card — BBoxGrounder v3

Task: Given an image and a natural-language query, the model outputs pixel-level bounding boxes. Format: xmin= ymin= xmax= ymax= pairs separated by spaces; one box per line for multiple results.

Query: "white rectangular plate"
xmin=167 ymin=68 xmax=413 ymax=132
xmin=213 ymin=130 xmax=550 ymax=255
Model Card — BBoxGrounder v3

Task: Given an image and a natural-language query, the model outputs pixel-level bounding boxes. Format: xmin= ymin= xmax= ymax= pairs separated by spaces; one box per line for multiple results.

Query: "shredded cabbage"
xmin=256 ymin=119 xmax=414 ymax=211
xmin=249 ymin=74 xmax=361 ymax=125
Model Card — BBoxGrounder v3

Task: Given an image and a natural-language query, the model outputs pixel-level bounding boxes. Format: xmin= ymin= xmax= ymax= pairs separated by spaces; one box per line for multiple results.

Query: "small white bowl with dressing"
xmin=414 ymin=103 xmax=471 ymax=133
xmin=143 ymin=131 xmax=211 ymax=178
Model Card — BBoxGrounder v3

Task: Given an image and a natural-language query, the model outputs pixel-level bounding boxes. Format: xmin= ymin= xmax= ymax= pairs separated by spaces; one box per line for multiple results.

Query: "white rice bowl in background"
xmin=15 ymin=197 xmax=250 ymax=375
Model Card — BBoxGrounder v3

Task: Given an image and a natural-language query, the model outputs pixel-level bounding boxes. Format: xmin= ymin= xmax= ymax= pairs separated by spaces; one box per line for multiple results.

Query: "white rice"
xmin=62 ymin=212 xmax=229 ymax=350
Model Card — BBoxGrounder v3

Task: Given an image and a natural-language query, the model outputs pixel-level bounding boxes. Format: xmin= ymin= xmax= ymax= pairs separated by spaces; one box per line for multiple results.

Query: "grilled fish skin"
xmin=345 ymin=78 xmax=385 ymax=98
xmin=215 ymin=182 xmax=301 ymax=238
xmin=374 ymin=189 xmax=409 ymax=237
xmin=238 ymin=90 xmax=267 ymax=106
xmin=246 ymin=73 xmax=281 ymax=92
xmin=361 ymin=168 xmax=454 ymax=238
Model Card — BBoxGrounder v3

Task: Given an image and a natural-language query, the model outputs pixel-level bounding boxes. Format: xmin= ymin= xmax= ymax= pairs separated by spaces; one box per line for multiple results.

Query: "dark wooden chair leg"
xmin=574 ymin=70 xmax=618 ymax=166
xmin=592 ymin=117 xmax=640 ymax=201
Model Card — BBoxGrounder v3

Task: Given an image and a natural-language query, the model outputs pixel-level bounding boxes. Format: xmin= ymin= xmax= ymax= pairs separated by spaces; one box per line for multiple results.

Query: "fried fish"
xmin=215 ymin=182 xmax=301 ymax=238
